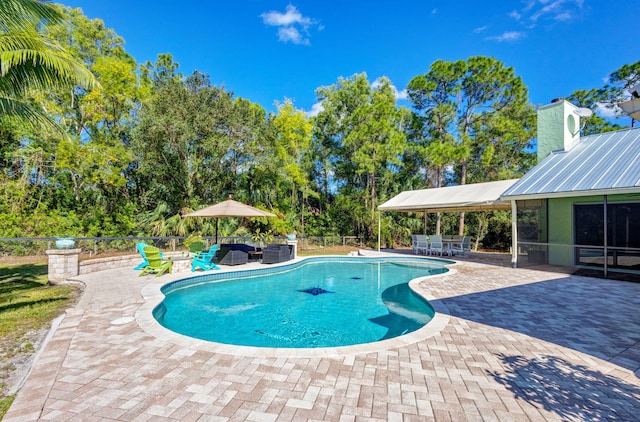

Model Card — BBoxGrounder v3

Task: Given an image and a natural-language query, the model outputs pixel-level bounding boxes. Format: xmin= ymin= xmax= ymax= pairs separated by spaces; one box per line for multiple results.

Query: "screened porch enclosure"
xmin=574 ymin=202 xmax=640 ymax=272
xmin=515 ymin=199 xmax=548 ymax=265
xmin=514 ymin=197 xmax=640 ymax=276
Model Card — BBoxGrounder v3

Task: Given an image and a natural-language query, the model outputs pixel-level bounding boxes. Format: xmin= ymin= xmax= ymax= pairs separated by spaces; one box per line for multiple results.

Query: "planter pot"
xmin=528 ymin=250 xmax=546 ymax=264
xmin=55 ymin=238 xmax=75 ymax=250
xmin=286 ymin=234 xmax=296 ymax=240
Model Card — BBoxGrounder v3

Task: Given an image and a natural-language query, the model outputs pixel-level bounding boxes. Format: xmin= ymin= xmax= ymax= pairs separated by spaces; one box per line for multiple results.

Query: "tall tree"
xmin=272 ymin=99 xmax=313 ymax=234
xmin=38 ymin=6 xmax=140 ymax=233
xmin=407 ymin=57 xmax=534 ymax=235
xmin=0 ymin=4 xmax=141 ymax=238
xmin=344 ymin=77 xmax=407 ymax=235
xmin=313 ymin=74 xmax=408 ymax=241
xmin=0 ymin=0 xmax=98 ymax=128
xmin=567 ymin=60 xmax=640 ymax=133
xmin=133 ymin=64 xmax=271 ymax=236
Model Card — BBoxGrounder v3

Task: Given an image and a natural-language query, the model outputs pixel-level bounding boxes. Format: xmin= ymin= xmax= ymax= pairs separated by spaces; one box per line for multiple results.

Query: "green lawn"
xmin=0 ymin=263 xmax=81 ymax=418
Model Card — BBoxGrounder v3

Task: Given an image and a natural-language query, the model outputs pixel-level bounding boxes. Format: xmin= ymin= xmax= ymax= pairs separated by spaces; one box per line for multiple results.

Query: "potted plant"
xmin=55 ymin=237 xmax=75 ymax=249
xmin=251 ymin=229 xmax=273 ymax=248
xmin=184 ymin=235 xmax=205 ymax=249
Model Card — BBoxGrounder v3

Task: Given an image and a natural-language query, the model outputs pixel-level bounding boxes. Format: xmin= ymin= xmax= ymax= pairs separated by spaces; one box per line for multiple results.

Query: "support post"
xmin=511 ymin=200 xmax=518 ymax=268
xmin=603 ymin=195 xmax=608 ymax=278
xmin=377 ymin=211 xmax=381 ymax=252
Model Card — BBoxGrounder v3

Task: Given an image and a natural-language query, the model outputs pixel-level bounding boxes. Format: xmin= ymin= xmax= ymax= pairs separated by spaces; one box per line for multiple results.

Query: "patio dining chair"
xmin=411 ymin=234 xmax=429 ymax=255
xmin=414 ymin=235 xmax=429 ymax=255
xmin=462 ymin=236 xmax=471 ymax=254
xmin=428 ymin=235 xmax=449 ymax=256
xmin=451 ymin=236 xmax=472 ymax=256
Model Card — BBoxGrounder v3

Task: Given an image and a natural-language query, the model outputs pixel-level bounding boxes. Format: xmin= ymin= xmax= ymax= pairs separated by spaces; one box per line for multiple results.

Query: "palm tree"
xmin=0 ymin=0 xmax=98 ymax=128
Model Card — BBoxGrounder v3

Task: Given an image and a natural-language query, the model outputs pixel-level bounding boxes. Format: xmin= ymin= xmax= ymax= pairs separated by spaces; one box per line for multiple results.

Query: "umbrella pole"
xmin=215 ymin=219 xmax=219 ymax=244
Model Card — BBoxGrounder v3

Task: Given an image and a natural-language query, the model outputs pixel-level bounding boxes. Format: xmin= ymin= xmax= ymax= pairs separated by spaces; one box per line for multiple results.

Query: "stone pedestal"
xmin=46 ymin=248 xmax=81 ymax=284
xmin=286 ymin=240 xmax=298 ymax=259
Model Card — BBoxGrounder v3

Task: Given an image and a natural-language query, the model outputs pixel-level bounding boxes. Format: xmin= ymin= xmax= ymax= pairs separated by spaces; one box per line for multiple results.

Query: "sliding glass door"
xmin=575 ymin=202 xmax=640 ymax=272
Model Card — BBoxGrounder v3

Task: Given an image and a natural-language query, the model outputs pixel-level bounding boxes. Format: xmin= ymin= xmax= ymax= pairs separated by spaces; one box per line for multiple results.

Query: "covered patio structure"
xmin=377 ymin=179 xmax=520 ymax=259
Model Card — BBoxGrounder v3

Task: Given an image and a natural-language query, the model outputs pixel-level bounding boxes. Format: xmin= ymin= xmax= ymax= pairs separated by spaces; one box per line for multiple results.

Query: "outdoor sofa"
xmin=215 ymin=243 xmax=257 ymax=266
xmin=261 ymin=244 xmax=293 ymax=264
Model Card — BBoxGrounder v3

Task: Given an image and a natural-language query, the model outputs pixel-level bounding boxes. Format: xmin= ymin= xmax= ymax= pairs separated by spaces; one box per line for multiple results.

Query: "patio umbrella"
xmin=184 ymin=199 xmax=276 ymax=243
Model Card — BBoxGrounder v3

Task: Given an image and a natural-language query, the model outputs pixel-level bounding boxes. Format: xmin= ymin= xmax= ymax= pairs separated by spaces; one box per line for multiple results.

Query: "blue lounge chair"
xmin=192 ymin=244 xmax=220 ymax=272
xmin=139 ymin=246 xmax=172 ymax=277
xmin=134 ymin=242 xmax=163 ymax=270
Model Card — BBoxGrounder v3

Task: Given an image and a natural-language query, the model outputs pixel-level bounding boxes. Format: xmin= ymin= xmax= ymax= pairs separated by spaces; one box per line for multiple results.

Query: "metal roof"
xmin=378 ymin=179 xmax=519 ymax=213
xmin=501 ymin=127 xmax=640 ymax=200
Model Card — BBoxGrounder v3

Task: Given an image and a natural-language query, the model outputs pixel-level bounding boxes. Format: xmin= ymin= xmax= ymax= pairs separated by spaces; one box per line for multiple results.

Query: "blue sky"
xmin=61 ymin=0 xmax=639 ymax=118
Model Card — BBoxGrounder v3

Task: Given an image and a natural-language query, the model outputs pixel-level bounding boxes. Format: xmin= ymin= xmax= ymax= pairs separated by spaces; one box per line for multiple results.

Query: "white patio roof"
xmin=378 ymin=179 xmax=519 ymax=213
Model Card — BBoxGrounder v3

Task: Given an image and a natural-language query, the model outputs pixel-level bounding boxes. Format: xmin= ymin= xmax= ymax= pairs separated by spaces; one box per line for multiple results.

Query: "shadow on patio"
xmin=490 ymin=353 xmax=640 ymax=421
xmin=437 ymin=275 xmax=640 ymax=374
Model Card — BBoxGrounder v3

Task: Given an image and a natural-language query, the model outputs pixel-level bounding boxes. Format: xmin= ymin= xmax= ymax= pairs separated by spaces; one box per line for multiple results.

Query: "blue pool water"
xmin=155 ymin=257 xmax=450 ymax=348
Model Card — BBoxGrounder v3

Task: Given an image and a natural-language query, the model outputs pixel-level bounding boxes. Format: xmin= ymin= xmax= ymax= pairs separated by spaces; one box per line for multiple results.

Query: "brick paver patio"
xmin=5 ymin=252 xmax=640 ymax=421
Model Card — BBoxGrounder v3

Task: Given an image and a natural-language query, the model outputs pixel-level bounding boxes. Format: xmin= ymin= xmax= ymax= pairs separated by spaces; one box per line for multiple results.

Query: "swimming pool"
xmin=154 ymin=257 xmax=451 ymax=348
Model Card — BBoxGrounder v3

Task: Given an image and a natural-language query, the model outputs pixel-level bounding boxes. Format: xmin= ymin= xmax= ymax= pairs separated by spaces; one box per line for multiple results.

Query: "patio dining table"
xmin=441 ymin=237 xmax=463 ymax=256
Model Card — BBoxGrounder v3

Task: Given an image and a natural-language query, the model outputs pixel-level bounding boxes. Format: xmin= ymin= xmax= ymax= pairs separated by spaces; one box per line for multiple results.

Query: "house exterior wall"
xmin=546 ymin=193 xmax=640 ymax=266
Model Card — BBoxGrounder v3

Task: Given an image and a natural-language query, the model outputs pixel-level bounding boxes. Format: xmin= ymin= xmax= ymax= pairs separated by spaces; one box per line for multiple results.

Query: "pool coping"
xmin=135 ymin=255 xmax=457 ymax=358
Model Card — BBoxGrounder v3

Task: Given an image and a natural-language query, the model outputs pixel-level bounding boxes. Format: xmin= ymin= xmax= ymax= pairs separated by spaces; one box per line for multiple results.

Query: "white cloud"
xmin=260 ymin=5 xmax=320 ymax=45
xmin=372 ymin=77 xmax=407 ymax=101
xmin=278 ymin=26 xmax=307 ymax=45
xmin=526 ymin=0 xmax=583 ymax=24
xmin=261 ymin=4 xmax=311 ymax=26
xmin=307 ymin=102 xmax=324 ymax=117
xmin=474 ymin=25 xmax=488 ymax=34
xmin=485 ymin=31 xmax=525 ymax=42
xmin=395 ymin=89 xmax=408 ymax=101
xmin=595 ymin=102 xmax=620 ymax=119
xmin=553 ymin=11 xmax=572 ymax=21
xmin=481 ymin=1 xmax=583 ymax=42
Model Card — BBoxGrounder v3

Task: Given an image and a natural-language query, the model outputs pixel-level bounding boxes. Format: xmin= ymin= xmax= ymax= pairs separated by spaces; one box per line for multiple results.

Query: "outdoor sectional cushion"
xmin=216 ymin=247 xmax=249 ymax=266
xmin=218 ymin=243 xmax=257 ymax=253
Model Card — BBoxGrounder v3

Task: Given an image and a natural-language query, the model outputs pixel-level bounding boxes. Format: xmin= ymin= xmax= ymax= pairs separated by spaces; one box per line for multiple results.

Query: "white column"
xmin=511 ymin=200 xmax=518 ymax=268
xmin=286 ymin=240 xmax=298 ymax=259
xmin=377 ymin=211 xmax=381 ymax=252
